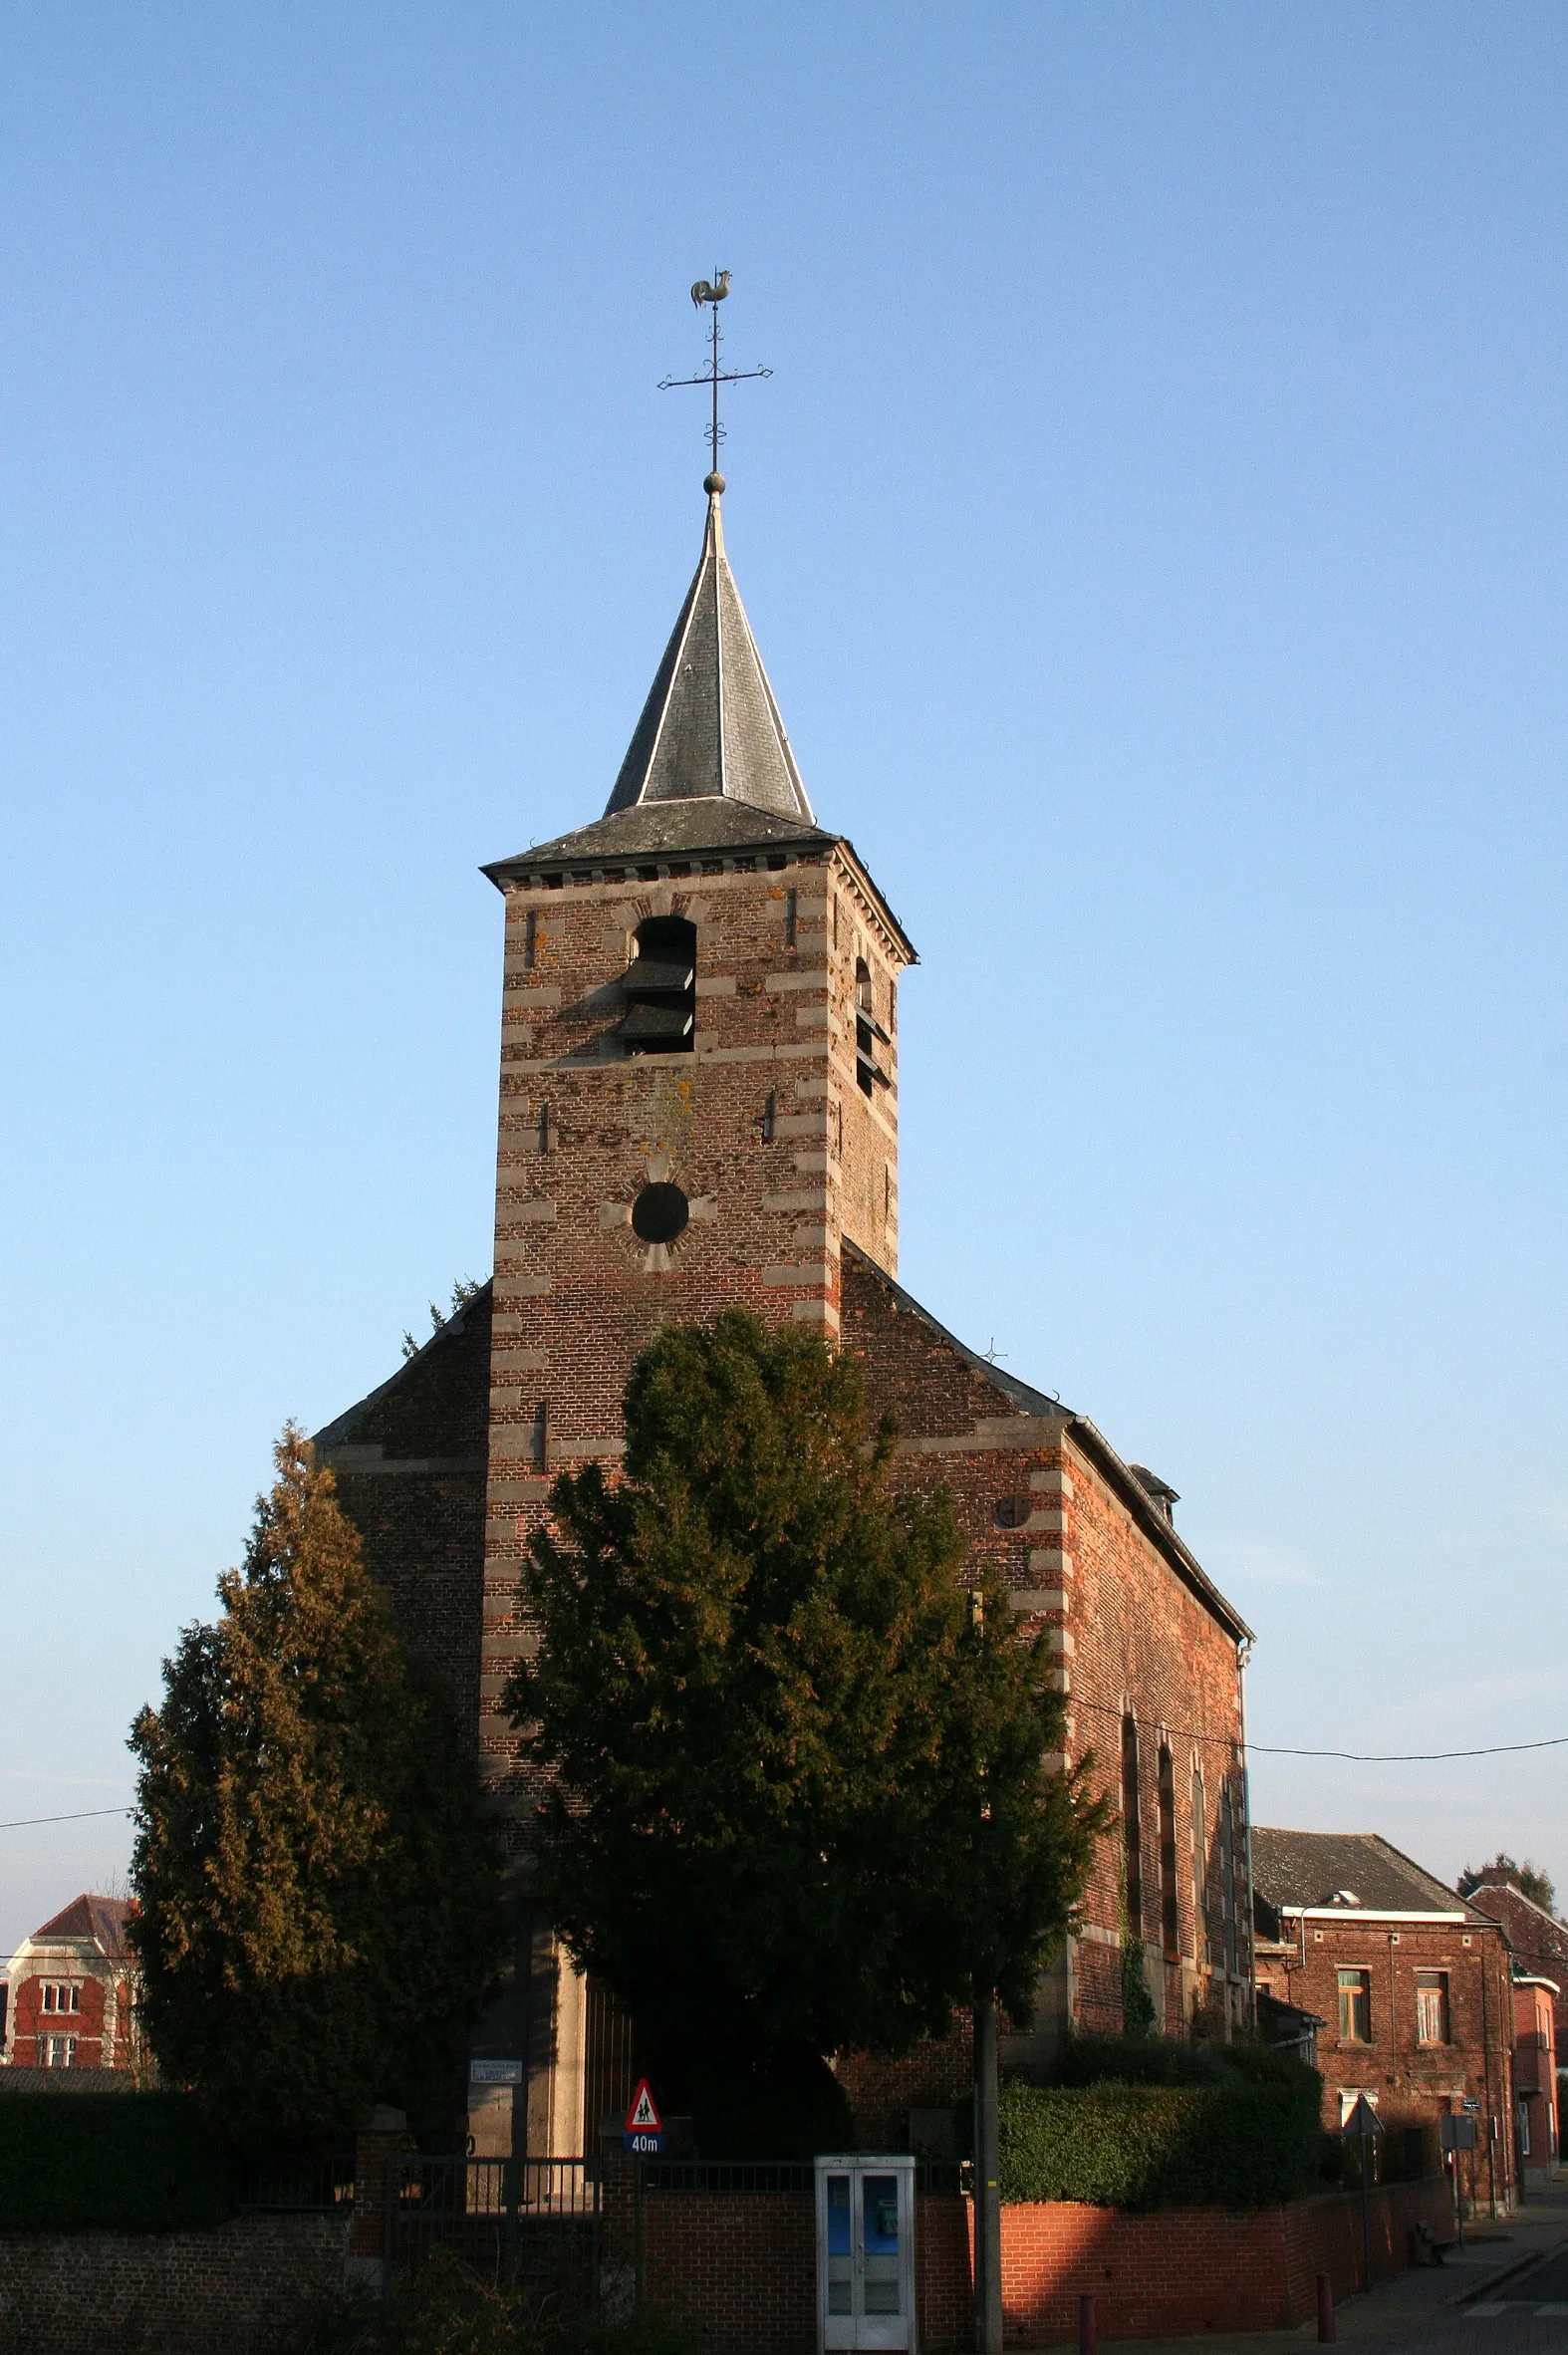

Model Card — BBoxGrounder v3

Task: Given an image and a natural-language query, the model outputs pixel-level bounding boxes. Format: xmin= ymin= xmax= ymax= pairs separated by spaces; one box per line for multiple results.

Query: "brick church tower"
xmin=471 ymin=477 xmax=913 ymax=2154
xmin=318 ymin=467 xmax=1257 ymax=2165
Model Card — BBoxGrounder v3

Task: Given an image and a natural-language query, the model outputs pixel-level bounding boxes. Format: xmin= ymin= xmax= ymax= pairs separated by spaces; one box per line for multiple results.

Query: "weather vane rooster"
xmin=660 ymin=271 xmax=769 ymax=487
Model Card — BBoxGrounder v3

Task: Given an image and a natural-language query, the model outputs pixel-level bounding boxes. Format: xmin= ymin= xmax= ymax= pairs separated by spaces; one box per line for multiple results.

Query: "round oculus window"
xmin=631 ymin=1182 xmax=690 ymax=1244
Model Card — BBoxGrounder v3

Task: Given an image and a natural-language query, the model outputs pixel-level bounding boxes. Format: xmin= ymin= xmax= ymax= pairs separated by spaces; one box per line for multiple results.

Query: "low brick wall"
xmin=0 ymin=2211 xmax=351 ymax=2355
xmin=995 ymin=2175 xmax=1450 ymax=2342
xmin=601 ymin=2163 xmax=1452 ymax=2353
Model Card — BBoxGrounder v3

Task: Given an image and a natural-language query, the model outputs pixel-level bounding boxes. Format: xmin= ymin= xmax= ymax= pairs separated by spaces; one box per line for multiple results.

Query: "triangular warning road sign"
xmin=1341 ymin=2094 xmax=1383 ymax=2140
xmin=626 ymin=2079 xmax=662 ymax=2133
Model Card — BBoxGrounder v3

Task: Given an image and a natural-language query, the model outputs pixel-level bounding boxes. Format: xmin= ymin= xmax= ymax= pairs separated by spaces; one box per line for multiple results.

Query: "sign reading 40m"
xmin=624 ymin=2079 xmax=663 ymax=2156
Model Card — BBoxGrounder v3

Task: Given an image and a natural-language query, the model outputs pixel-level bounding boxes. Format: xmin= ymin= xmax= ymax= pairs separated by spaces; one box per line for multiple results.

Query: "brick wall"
xmin=599 ymin=2173 xmax=1449 ymax=2353
xmin=1466 ymin=1880 xmax=1568 ymax=2058
xmin=0 ymin=2213 xmax=350 ymax=2355
xmin=841 ymin=1247 xmax=1252 ymax=2059
xmin=7 ymin=1970 xmax=116 ymax=2070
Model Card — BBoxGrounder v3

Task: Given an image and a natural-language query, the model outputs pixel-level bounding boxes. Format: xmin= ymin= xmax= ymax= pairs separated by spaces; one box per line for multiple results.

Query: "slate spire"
xmin=604 ymin=485 xmax=814 ymax=823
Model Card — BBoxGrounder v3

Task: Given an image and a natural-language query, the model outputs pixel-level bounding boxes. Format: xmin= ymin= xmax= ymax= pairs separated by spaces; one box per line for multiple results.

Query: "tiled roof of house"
xmin=29 ymin=1895 xmax=131 ymax=1953
xmin=1251 ymin=1829 xmax=1488 ymax=1921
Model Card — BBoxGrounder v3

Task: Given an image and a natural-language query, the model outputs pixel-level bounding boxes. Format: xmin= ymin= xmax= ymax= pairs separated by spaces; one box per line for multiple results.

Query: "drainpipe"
xmin=1237 ymin=1640 xmax=1256 ymax=2029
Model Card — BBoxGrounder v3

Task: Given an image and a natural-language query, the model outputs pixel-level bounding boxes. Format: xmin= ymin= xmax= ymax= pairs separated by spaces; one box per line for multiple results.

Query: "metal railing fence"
xmin=386 ymin=2155 xmax=599 ymax=2303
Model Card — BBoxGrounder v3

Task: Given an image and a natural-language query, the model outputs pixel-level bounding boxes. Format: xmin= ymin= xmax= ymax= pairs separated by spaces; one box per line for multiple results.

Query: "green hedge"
xmin=0 ymin=2093 xmax=234 ymax=2230
xmin=998 ymin=2039 xmax=1326 ymax=2210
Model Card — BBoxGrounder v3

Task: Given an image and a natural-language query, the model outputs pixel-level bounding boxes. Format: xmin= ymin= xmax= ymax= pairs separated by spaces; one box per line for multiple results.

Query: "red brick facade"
xmin=1466 ymin=1878 xmax=1568 ymax=2057
xmin=2 ymin=1896 xmax=134 ymax=2073
xmin=1511 ymin=1977 xmax=1560 ymax=2187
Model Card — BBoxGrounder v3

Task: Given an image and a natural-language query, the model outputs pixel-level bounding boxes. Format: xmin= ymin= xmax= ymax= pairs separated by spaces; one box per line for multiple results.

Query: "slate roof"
xmin=604 ymin=490 xmax=813 ymax=823
xmin=28 ymin=1895 xmax=131 ymax=1953
xmin=1251 ymin=1829 xmax=1487 ymax=1920
xmin=482 ymin=797 xmax=835 ymax=884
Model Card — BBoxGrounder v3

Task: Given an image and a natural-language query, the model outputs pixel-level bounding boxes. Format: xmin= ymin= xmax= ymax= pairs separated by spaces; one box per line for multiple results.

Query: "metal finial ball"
xmin=704 ymin=471 xmax=725 ymax=496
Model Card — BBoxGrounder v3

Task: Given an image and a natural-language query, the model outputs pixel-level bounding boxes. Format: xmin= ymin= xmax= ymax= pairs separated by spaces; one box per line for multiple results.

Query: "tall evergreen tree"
xmin=130 ymin=1427 xmax=505 ymax=2139
xmin=510 ymin=1310 xmax=1110 ymax=2126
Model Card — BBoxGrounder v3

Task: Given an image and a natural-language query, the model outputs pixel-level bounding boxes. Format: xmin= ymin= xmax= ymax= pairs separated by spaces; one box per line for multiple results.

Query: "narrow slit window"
xmin=1191 ymin=1770 xmax=1208 ymax=1966
xmin=785 ymin=888 xmax=798 ymax=948
xmin=856 ymin=958 xmax=891 ymax=1096
xmin=762 ymin=1092 xmax=776 ymax=1143
xmin=524 ymin=909 xmax=538 ymax=970
xmin=1122 ymin=1714 xmax=1143 ymax=1938
xmin=1158 ymin=1743 xmax=1179 ymax=1961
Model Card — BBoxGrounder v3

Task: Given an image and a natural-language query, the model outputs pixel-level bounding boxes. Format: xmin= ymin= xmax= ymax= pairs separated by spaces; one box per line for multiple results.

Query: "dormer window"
xmin=855 ymin=958 xmax=891 ymax=1098
xmin=624 ymin=917 xmax=696 ymax=1056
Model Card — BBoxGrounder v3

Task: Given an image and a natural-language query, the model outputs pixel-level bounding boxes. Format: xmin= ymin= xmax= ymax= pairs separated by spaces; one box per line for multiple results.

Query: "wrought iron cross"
xmin=658 ymin=271 xmax=771 ymax=483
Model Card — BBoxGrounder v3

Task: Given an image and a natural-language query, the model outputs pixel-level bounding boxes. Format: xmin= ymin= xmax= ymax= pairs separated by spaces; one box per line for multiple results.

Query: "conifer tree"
xmin=130 ymin=1427 xmax=505 ymax=2139
xmin=510 ymin=1310 xmax=1109 ymax=2123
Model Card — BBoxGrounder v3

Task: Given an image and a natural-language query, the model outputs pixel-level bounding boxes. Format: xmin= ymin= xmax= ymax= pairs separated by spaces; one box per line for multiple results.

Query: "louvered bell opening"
xmin=624 ymin=915 xmax=697 ymax=1057
xmin=623 ymin=956 xmax=694 ymax=996
xmin=623 ymin=1002 xmax=694 ymax=1047
xmin=856 ymin=1018 xmax=891 ymax=1096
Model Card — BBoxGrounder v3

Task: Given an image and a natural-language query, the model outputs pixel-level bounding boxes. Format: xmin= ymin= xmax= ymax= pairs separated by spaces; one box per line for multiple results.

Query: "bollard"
xmin=1317 ymin=2269 xmax=1335 ymax=2344
xmin=1079 ymin=2290 xmax=1097 ymax=2355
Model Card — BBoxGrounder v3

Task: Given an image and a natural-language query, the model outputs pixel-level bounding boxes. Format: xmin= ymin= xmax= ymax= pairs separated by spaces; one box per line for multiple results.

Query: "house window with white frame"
xmin=41 ymin=2033 xmax=78 ymax=2068
xmin=39 ymin=1981 xmax=82 ymax=2014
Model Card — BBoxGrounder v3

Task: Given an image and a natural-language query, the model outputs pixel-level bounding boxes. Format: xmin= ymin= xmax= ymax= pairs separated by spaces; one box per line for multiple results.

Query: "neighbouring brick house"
xmin=1 ymin=1895 xmax=134 ymax=2071
xmin=1251 ymin=1830 xmax=1516 ymax=2212
xmin=1463 ymin=1875 xmax=1568 ymax=2066
xmin=1510 ymin=1976 xmax=1559 ymax=2190
xmin=316 ymin=473 xmax=1256 ymax=2161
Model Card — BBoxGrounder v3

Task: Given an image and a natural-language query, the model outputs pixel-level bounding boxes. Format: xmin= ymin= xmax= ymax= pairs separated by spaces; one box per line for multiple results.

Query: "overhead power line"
xmin=2 ymin=1729 xmax=1565 ymax=1836
xmin=1070 ymin=1697 xmax=1568 ymax=1764
xmin=0 ymin=1805 xmax=134 ymax=1832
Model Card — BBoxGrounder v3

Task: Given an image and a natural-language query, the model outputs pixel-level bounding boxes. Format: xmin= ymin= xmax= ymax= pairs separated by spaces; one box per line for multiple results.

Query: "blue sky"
xmin=3 ymin=4 xmax=1565 ymax=1960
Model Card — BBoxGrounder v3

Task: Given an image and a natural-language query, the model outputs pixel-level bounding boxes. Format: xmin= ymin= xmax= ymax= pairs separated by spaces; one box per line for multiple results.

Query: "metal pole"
xmin=634 ymin=2150 xmax=646 ymax=2308
xmin=1358 ymin=2126 xmax=1373 ymax=2290
xmin=974 ymin=1994 xmax=1002 ymax=2355
xmin=505 ymin=2154 xmax=519 ymax=2290
xmin=1078 ymin=2289 xmax=1096 ymax=2353
xmin=1316 ymin=2269 xmax=1335 ymax=2343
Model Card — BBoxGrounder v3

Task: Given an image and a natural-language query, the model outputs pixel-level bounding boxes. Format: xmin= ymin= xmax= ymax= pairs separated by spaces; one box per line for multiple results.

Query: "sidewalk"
xmin=1039 ymin=2176 xmax=1568 ymax=2354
